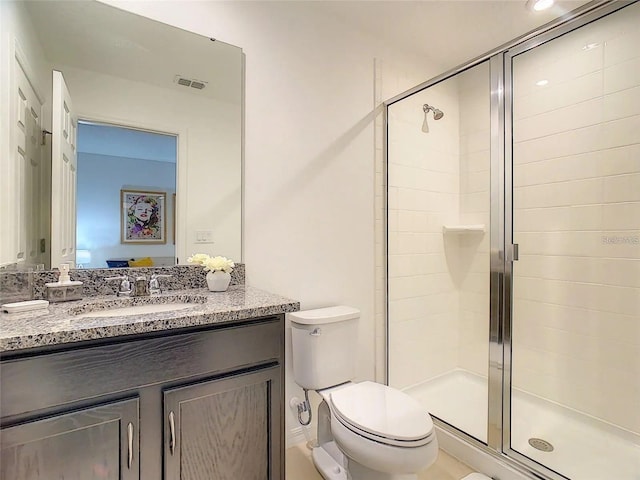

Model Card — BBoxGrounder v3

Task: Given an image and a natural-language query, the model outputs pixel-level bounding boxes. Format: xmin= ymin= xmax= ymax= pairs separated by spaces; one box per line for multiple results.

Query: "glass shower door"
xmin=387 ymin=60 xmax=492 ymax=444
xmin=508 ymin=3 xmax=640 ymax=478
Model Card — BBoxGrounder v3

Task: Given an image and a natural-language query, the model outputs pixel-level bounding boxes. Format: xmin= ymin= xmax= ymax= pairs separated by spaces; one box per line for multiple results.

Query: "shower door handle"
xmin=508 ymin=243 xmax=519 ymax=262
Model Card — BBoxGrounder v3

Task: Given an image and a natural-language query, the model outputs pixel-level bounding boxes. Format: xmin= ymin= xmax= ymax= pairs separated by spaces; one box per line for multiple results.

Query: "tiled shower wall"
xmin=383 ymin=4 xmax=638 ymax=436
xmin=386 ymin=61 xmax=492 ymax=390
xmin=387 ymin=79 xmax=462 ymax=389
xmin=511 ymin=5 xmax=640 ymax=434
xmin=455 ymin=64 xmax=491 ymax=377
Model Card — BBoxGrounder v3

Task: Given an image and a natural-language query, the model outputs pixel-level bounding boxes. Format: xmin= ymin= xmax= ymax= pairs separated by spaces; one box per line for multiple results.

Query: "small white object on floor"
xmin=2 ymin=299 xmax=50 ymax=313
xmin=462 ymin=474 xmax=493 ymax=480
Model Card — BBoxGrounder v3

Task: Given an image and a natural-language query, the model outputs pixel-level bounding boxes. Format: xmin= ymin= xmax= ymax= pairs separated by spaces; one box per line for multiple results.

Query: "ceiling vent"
xmin=174 ymin=75 xmax=208 ymax=90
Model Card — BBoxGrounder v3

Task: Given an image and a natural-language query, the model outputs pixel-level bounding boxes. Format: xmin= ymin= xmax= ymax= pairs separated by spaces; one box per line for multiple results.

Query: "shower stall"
xmin=385 ymin=2 xmax=639 ymax=479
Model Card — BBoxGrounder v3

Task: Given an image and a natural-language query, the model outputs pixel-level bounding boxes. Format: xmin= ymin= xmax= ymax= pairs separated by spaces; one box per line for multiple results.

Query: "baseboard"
xmin=287 ymin=425 xmax=312 ymax=449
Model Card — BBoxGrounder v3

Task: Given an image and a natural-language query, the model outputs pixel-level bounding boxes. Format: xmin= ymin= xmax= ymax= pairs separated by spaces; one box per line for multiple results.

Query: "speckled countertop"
xmin=0 ymin=286 xmax=300 ymax=353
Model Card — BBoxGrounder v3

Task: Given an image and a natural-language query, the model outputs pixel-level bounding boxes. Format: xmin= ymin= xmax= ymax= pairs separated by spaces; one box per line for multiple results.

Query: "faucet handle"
xmin=151 ymin=274 xmax=172 ymax=280
xmin=149 ymin=274 xmax=171 ymax=294
xmin=105 ymin=275 xmax=131 ymax=296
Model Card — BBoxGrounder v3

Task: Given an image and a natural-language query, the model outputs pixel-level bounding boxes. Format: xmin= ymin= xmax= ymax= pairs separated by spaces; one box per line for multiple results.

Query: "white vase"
xmin=206 ymin=271 xmax=231 ymax=292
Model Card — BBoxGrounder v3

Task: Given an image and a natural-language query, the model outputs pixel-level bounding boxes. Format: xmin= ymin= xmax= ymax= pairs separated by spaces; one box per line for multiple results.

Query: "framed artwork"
xmin=121 ymin=189 xmax=166 ymax=244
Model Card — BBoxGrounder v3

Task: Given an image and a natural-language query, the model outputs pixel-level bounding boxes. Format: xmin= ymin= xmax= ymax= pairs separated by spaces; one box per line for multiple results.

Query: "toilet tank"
xmin=289 ymin=306 xmax=359 ymax=390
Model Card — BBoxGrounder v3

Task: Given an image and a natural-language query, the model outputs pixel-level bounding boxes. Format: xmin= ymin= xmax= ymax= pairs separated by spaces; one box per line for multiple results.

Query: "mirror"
xmin=0 ymin=0 xmax=243 ymax=270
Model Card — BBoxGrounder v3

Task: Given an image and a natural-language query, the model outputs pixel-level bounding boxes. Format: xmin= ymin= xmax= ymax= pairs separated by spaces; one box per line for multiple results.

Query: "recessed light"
xmin=536 ymin=79 xmax=549 ymax=86
xmin=526 ymin=0 xmax=555 ymax=12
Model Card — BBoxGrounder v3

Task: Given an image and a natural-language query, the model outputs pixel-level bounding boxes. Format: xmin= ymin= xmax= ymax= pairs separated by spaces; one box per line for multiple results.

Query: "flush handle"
xmin=310 ymin=328 xmax=322 ymax=336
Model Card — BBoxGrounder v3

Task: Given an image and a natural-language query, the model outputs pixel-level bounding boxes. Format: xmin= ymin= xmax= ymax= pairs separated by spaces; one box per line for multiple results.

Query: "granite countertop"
xmin=0 ymin=286 xmax=300 ymax=353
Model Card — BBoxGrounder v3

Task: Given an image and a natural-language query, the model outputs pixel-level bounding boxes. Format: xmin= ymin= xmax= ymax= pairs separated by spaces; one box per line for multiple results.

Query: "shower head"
xmin=423 ymin=104 xmax=444 ymax=120
xmin=421 ymin=104 xmax=444 ymax=133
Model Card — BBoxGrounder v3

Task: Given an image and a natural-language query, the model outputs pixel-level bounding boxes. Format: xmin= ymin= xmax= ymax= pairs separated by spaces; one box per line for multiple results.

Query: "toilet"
xmin=290 ymin=306 xmax=438 ymax=480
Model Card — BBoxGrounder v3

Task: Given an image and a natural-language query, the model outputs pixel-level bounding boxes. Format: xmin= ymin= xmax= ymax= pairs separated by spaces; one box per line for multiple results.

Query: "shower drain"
xmin=528 ymin=438 xmax=554 ymax=452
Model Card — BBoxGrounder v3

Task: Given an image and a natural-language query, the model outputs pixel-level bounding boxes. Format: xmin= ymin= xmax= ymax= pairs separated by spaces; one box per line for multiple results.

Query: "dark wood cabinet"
xmin=1 ymin=398 xmax=139 ymax=480
xmin=0 ymin=316 xmax=284 ymax=480
xmin=164 ymin=367 xmax=281 ymax=480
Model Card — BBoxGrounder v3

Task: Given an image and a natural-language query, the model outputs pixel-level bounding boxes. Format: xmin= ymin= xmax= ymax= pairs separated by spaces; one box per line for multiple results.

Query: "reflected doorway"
xmin=76 ymin=122 xmax=177 ymax=269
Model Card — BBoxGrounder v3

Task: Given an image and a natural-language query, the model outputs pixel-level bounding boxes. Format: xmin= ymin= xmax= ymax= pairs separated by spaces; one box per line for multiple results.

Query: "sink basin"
xmin=70 ymin=294 xmax=207 ymax=319
xmin=74 ymin=303 xmax=196 ymax=319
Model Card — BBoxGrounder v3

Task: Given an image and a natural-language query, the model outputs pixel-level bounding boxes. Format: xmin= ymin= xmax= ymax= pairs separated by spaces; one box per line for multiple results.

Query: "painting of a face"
xmin=121 ymin=190 xmax=166 ymax=244
xmin=134 ymin=202 xmax=152 ymax=223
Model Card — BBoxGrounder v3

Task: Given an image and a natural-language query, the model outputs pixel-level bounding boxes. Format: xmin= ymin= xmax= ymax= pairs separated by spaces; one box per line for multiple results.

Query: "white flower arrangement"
xmin=187 ymin=254 xmax=235 ymax=273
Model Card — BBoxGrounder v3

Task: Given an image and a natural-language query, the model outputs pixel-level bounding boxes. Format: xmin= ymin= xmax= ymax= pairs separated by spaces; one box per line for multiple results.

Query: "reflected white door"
xmin=51 ymin=70 xmax=77 ymax=268
xmin=0 ymin=50 xmax=44 ymax=267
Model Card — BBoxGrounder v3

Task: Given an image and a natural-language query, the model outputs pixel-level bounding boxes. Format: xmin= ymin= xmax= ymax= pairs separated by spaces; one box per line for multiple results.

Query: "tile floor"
xmin=286 ymin=442 xmax=475 ymax=480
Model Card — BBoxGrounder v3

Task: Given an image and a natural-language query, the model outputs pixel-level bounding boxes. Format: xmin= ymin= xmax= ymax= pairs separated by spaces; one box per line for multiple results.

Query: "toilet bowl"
xmin=289 ymin=306 xmax=439 ymax=480
xmin=326 ymin=381 xmax=438 ymax=479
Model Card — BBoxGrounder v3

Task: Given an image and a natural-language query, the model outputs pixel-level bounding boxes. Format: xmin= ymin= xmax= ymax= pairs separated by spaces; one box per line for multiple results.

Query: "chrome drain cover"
xmin=529 ymin=438 xmax=554 ymax=452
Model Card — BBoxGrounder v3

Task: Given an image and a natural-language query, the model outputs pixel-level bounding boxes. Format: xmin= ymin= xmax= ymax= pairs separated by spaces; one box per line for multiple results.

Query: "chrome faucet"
xmin=106 ymin=273 xmax=172 ymax=297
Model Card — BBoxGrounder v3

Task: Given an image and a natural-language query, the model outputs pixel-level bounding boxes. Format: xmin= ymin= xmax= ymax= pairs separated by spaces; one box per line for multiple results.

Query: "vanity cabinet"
xmin=0 ymin=316 xmax=284 ymax=480
xmin=1 ymin=398 xmax=139 ymax=480
xmin=165 ymin=367 xmax=280 ymax=480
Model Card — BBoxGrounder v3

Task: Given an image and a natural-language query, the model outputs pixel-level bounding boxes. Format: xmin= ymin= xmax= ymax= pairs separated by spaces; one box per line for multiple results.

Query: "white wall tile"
xmin=604 ymin=85 xmax=640 ymax=122
xmin=514 ymin=71 xmax=602 ymax=120
xmin=597 ymin=144 xmax=640 ymax=176
xmin=604 ymin=57 xmax=640 ymax=94
xmin=603 ymin=173 xmax=640 ymax=203
xmin=513 ymin=97 xmax=603 ymax=143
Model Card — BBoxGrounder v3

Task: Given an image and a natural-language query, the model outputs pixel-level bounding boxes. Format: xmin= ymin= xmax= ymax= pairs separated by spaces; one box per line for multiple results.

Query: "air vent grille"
xmin=174 ymin=75 xmax=208 ymax=91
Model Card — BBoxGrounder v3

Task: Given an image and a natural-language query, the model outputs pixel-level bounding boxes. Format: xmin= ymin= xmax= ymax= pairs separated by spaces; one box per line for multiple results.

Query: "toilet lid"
xmin=330 ymin=381 xmax=433 ymax=443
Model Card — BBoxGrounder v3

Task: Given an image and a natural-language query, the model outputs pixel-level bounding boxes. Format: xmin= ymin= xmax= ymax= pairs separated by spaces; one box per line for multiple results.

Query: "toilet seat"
xmin=329 ymin=381 xmax=435 ymax=448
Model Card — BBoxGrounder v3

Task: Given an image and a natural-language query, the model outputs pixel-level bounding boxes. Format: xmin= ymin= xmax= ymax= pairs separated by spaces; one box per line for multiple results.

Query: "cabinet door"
xmin=1 ymin=398 xmax=139 ymax=480
xmin=164 ymin=366 xmax=282 ymax=480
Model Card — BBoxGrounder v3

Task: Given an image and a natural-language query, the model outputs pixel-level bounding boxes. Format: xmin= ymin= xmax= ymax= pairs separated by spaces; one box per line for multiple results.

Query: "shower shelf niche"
xmin=442 ymin=224 xmax=486 ymax=234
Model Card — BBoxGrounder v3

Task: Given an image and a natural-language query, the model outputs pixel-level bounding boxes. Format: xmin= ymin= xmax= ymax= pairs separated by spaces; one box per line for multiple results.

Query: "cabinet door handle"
xmin=127 ymin=422 xmax=134 ymax=469
xmin=169 ymin=411 xmax=176 ymax=455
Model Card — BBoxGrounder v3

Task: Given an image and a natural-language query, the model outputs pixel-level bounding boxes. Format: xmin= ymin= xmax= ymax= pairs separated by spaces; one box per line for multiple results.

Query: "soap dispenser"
xmin=58 ymin=263 xmax=71 ymax=283
xmin=45 ymin=263 xmax=84 ymax=302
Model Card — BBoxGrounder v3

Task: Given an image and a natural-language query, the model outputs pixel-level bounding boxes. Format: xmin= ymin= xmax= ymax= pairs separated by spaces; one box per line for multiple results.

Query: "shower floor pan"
xmin=405 ymin=369 xmax=640 ymax=480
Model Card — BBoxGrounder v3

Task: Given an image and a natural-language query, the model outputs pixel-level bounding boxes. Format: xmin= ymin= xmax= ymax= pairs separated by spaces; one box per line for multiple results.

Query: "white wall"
xmin=76 ymin=152 xmax=176 ymax=268
xmin=511 ymin=4 xmax=640 ymax=433
xmin=102 ymin=0 xmax=441 ymax=446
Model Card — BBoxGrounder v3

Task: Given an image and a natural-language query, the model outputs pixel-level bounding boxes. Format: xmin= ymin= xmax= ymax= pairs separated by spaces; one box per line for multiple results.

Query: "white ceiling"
xmin=308 ymin=0 xmax=592 ymax=70
xmin=25 ymin=0 xmax=592 ymax=103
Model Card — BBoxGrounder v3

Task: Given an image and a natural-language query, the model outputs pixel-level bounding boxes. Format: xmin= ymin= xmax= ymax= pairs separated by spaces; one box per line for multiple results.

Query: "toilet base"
xmin=312 ymin=441 xmax=348 ymax=480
